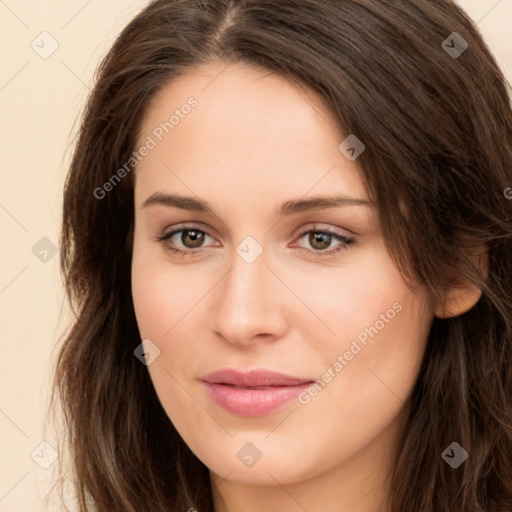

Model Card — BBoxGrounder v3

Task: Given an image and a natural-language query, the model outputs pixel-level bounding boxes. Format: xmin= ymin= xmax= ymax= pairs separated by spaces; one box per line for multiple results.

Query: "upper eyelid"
xmin=294 ymin=224 xmax=351 ymax=238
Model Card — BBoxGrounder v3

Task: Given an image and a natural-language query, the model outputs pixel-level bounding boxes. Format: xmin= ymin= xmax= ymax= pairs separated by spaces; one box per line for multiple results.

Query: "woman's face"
xmin=131 ymin=61 xmax=435 ymax=496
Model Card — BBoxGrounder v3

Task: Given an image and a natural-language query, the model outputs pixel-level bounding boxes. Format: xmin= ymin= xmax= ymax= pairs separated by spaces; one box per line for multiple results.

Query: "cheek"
xmin=297 ymin=244 xmax=432 ymax=419
xmin=131 ymin=237 xmax=201 ymax=338
xmin=131 ymin=237 xmax=171 ymax=346
xmin=131 ymin=254 xmax=160 ymax=339
xmin=131 ymin=252 xmax=199 ymax=413
xmin=317 ymin=274 xmax=431 ymax=434
xmin=293 ymin=243 xmax=417 ymax=356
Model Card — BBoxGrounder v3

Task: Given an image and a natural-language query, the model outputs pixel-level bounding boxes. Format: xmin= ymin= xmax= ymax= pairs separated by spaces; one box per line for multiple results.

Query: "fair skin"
xmin=131 ymin=61 xmax=482 ymax=512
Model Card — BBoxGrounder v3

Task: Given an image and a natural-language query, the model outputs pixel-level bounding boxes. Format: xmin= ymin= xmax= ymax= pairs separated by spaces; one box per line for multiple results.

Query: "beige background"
xmin=0 ymin=1 xmax=511 ymax=510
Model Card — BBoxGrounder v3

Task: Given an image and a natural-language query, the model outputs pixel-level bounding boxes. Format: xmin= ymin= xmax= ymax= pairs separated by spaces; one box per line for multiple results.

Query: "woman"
xmin=49 ymin=0 xmax=512 ymax=511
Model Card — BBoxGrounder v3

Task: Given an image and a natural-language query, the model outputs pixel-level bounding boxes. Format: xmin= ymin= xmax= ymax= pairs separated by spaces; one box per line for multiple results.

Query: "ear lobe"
xmin=433 ymin=243 xmax=489 ymax=319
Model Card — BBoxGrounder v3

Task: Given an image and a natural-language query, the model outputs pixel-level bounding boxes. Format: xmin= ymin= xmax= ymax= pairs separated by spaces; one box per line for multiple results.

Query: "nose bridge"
xmin=211 ymin=241 xmax=286 ymax=344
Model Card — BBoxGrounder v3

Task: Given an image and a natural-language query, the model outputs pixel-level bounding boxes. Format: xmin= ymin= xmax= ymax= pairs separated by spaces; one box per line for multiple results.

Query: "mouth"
xmin=201 ymin=368 xmax=315 ymax=416
xmin=201 ymin=368 xmax=315 ymax=387
xmin=220 ymin=384 xmax=294 ymax=389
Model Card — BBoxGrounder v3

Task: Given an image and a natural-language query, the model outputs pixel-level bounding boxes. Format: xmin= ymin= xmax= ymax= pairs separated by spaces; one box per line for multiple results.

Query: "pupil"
xmin=184 ymin=230 xmax=204 ymax=248
xmin=311 ymin=232 xmax=330 ymax=250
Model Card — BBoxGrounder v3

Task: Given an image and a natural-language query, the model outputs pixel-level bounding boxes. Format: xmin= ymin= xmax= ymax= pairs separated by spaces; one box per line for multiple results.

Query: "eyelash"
xmin=155 ymin=223 xmax=356 ymax=259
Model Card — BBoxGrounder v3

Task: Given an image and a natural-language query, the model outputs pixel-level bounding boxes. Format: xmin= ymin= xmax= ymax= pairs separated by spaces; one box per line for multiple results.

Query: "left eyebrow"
xmin=277 ymin=195 xmax=372 ymax=217
xmin=140 ymin=192 xmax=372 ymax=216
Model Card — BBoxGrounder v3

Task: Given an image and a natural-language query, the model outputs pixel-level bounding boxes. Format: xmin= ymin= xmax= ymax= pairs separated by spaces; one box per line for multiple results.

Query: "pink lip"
xmin=201 ymin=368 xmax=314 ymax=416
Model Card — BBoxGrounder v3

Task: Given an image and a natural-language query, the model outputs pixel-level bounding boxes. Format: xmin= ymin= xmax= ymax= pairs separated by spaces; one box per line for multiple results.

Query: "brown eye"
xmin=179 ymin=229 xmax=205 ymax=249
xmin=307 ymin=232 xmax=332 ymax=251
xmin=156 ymin=225 xmax=215 ymax=256
xmin=293 ymin=226 xmax=356 ymax=259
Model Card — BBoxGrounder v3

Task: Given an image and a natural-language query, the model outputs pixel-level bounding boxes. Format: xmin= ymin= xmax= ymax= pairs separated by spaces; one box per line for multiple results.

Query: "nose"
xmin=210 ymin=247 xmax=289 ymax=347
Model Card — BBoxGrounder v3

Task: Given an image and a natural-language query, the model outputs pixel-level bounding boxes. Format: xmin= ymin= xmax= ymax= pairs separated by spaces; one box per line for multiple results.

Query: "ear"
xmin=434 ymin=243 xmax=489 ymax=319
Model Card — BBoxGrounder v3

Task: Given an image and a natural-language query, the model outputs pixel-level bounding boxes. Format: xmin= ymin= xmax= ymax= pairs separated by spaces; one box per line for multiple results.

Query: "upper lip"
xmin=202 ymin=368 xmax=314 ymax=387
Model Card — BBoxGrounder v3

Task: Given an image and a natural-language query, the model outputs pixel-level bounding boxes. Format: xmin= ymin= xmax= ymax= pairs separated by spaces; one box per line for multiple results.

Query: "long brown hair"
xmin=48 ymin=1 xmax=512 ymax=510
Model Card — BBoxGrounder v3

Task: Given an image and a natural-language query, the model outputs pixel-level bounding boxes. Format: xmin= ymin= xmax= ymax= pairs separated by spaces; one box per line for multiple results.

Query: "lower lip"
xmin=203 ymin=382 xmax=312 ymax=416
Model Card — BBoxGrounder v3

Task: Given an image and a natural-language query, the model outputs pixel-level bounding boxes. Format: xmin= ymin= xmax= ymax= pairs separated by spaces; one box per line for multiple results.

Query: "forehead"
xmin=134 ymin=61 xmax=368 ymax=209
